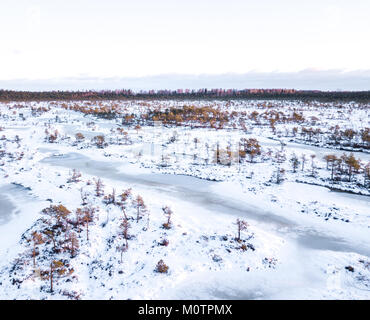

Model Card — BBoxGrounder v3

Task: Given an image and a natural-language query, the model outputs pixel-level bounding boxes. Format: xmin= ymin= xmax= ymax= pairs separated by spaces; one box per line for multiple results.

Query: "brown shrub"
xmin=155 ymin=259 xmax=169 ymax=273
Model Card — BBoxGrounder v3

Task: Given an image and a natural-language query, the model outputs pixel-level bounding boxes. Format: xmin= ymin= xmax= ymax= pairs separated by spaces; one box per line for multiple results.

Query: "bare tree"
xmin=235 ymin=219 xmax=249 ymax=241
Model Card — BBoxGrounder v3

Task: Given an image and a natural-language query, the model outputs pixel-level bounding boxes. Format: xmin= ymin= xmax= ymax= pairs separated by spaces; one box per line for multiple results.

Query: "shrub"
xmin=92 ymin=135 xmax=106 ymax=148
xmin=155 ymin=260 xmax=169 ymax=273
xmin=159 ymin=239 xmax=169 ymax=246
xmin=162 ymin=206 xmax=173 ymax=229
xmin=120 ymin=188 xmax=132 ymax=203
xmin=93 ymin=178 xmax=104 ymax=197
xmin=67 ymin=169 xmax=81 ymax=183
xmin=75 ymin=132 xmax=85 ymax=142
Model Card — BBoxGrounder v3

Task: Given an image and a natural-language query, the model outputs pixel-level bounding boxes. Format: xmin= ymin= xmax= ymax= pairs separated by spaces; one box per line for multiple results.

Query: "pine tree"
xmin=49 ymin=260 xmax=68 ymax=293
xmin=93 ymin=178 xmax=104 ymax=197
xmin=134 ymin=195 xmax=146 ymax=223
xmin=290 ymin=153 xmax=299 ymax=173
xmin=68 ymin=231 xmax=79 ymax=258
xmin=31 ymin=231 xmax=44 ymax=270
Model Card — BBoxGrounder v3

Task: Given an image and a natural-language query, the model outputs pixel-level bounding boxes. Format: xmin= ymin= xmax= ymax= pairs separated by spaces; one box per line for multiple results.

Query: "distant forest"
xmin=0 ymin=89 xmax=369 ymax=102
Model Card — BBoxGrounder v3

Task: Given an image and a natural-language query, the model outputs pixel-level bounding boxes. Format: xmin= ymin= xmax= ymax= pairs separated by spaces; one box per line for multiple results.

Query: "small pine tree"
xmin=67 ymin=169 xmax=81 ymax=183
xmin=68 ymin=231 xmax=79 ymax=258
xmin=80 ymin=188 xmax=88 ymax=206
xmin=49 ymin=260 xmax=68 ymax=293
xmin=44 ymin=229 xmax=57 ymax=252
xmin=301 ymin=154 xmax=306 ymax=171
xmin=133 ymin=195 xmax=146 ymax=223
xmin=120 ymin=218 xmax=130 ymax=250
xmin=235 ymin=219 xmax=249 ymax=241
xmin=290 ymin=153 xmax=300 ymax=173
xmin=120 ymin=188 xmax=132 ymax=204
xmin=310 ymin=154 xmax=316 ymax=177
xmin=76 ymin=206 xmax=95 ymax=241
xmin=93 ymin=178 xmax=104 ymax=197
xmin=162 ymin=206 xmax=173 ymax=229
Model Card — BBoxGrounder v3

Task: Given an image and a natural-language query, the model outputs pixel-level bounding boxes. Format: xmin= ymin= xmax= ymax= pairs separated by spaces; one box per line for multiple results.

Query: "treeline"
xmin=0 ymin=89 xmax=370 ymax=102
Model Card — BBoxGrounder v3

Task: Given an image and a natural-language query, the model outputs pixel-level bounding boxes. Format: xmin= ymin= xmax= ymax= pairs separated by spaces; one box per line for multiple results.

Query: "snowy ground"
xmin=0 ymin=100 xmax=369 ymax=299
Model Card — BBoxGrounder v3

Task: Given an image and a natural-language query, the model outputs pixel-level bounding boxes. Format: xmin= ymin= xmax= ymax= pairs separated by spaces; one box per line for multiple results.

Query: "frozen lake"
xmin=0 ymin=191 xmax=15 ymax=225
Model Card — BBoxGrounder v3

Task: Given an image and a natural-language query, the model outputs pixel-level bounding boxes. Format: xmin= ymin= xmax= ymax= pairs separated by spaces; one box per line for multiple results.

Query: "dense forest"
xmin=0 ymin=89 xmax=369 ymax=102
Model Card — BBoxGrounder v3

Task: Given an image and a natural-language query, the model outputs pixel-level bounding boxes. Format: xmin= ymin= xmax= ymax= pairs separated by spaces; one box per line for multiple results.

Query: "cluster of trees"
xmin=239 ymin=138 xmax=261 ymax=163
xmin=328 ymin=127 xmax=370 ymax=149
xmin=11 ymin=164 xmax=261 ymax=295
xmin=323 ymin=153 xmax=368 ymax=185
xmin=19 ymin=175 xmax=154 ymax=293
xmin=31 ymin=106 xmax=50 ymax=116
xmin=286 ymin=151 xmax=369 ymax=188
xmin=100 ymin=184 xmax=176 ymax=271
xmin=101 ymin=187 xmax=137 ymax=260
xmin=147 ymin=105 xmax=232 ymax=129
xmin=60 ymin=102 xmax=121 ymax=119
xmin=209 ymin=138 xmax=262 ymax=166
xmin=299 ymin=127 xmax=323 ymax=143
xmin=258 ymin=110 xmax=305 ymax=125
xmin=26 ymin=203 xmax=96 ymax=293
xmin=44 ymin=129 xmax=59 ymax=143
xmin=296 ymin=126 xmax=370 ymax=150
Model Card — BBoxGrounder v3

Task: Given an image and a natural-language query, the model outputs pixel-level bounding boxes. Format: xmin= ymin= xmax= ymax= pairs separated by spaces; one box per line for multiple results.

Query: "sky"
xmin=0 ymin=0 xmax=369 ymax=91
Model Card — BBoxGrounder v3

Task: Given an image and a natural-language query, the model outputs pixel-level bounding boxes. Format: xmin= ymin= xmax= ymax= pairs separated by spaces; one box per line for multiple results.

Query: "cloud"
xmin=0 ymin=69 xmax=369 ymax=92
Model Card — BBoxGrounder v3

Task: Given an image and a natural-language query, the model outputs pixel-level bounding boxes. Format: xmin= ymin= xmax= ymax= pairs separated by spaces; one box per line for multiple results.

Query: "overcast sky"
xmin=1 ymin=0 xmax=369 ymax=90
